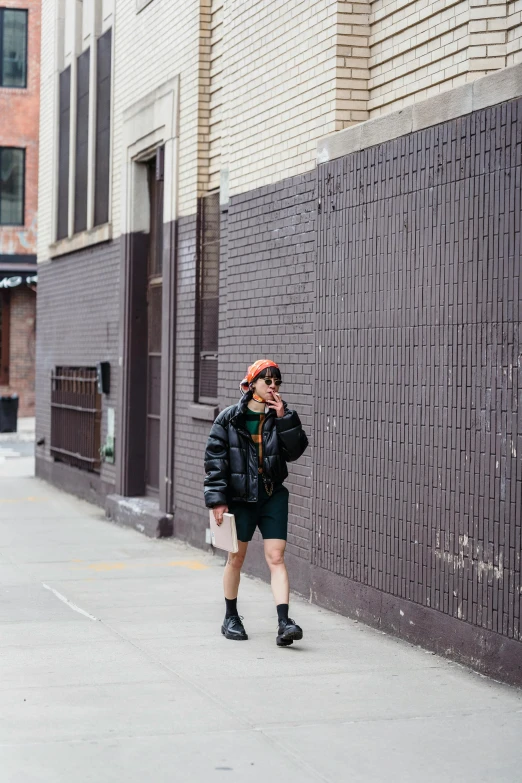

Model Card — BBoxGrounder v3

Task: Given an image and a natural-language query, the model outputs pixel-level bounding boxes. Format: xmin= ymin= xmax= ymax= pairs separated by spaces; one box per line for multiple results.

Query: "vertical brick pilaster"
xmin=506 ymin=0 xmax=522 ymax=66
xmin=208 ymin=0 xmax=224 ymax=192
xmin=335 ymin=1 xmax=371 ymax=130
xmin=468 ymin=0 xmax=508 ymax=76
xmin=197 ymin=0 xmax=212 ymax=196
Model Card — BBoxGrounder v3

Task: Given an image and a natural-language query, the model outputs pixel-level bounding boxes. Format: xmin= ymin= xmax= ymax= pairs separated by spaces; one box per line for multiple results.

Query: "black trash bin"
xmin=0 ymin=394 xmax=19 ymax=433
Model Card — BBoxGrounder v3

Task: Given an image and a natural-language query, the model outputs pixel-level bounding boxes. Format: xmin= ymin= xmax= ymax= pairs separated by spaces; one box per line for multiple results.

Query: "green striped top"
xmin=245 ymin=410 xmax=265 ymax=472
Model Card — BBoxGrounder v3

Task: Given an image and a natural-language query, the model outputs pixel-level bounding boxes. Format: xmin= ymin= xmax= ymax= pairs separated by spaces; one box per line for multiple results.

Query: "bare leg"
xmin=223 ymin=541 xmax=248 ymax=601
xmin=263 ymin=539 xmax=289 ymax=605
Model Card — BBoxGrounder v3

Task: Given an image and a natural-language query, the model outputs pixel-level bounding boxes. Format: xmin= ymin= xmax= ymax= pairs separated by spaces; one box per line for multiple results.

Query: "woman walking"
xmin=204 ymin=359 xmax=309 ymax=646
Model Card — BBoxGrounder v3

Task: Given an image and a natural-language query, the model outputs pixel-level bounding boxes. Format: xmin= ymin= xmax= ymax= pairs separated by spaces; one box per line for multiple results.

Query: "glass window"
xmin=94 ymin=28 xmax=112 ymax=227
xmin=74 ymin=48 xmax=90 ymax=234
xmin=0 ymin=148 xmax=25 ymax=225
xmin=0 ymin=9 xmax=28 ymax=88
xmin=197 ymin=192 xmax=220 ymax=403
xmin=57 ymin=67 xmax=71 ymax=240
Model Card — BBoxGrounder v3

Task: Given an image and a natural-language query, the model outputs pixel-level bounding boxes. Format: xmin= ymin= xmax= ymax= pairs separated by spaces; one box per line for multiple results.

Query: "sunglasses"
xmin=262 ymin=378 xmax=282 ymax=387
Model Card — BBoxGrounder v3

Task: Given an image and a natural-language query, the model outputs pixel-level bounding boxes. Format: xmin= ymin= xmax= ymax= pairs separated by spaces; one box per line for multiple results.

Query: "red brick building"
xmin=0 ymin=0 xmax=39 ymax=417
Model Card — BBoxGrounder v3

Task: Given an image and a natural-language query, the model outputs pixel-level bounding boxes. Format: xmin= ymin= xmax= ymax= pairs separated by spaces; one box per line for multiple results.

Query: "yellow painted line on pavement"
xmin=86 ymin=562 xmax=127 ymax=572
xmin=167 ymin=560 xmax=209 ymax=571
xmin=74 ymin=559 xmax=209 ymax=573
xmin=0 ymin=496 xmax=49 ymax=503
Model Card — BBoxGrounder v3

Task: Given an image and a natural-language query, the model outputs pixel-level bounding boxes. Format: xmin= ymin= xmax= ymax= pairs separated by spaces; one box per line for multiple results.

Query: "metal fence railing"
xmin=50 ymin=367 xmax=102 ymax=472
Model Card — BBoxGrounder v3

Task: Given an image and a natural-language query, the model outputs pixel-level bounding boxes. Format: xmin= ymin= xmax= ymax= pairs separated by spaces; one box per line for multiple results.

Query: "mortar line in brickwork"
xmin=318 ymin=162 xmax=522 ymax=212
xmin=316 ymin=322 xmax=522 ymax=332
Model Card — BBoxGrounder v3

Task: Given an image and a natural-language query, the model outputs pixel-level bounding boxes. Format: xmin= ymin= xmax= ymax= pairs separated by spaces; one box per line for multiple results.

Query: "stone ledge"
xmin=317 ymin=62 xmax=522 ymax=163
xmin=473 ymin=62 xmax=522 ymax=110
xmin=49 ymin=224 xmax=112 ymax=259
xmin=188 ymin=403 xmax=219 ymax=422
xmin=105 ymin=494 xmax=173 ymax=538
xmin=412 ymin=83 xmax=473 ymax=132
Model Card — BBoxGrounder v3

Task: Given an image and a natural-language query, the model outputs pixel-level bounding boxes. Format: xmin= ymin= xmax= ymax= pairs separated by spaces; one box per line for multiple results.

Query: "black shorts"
xmin=229 ymin=476 xmax=289 ymax=542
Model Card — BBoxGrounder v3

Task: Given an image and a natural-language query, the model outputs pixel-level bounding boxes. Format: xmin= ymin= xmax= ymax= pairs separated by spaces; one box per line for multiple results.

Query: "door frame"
xmin=117 ymin=78 xmax=179 ymax=511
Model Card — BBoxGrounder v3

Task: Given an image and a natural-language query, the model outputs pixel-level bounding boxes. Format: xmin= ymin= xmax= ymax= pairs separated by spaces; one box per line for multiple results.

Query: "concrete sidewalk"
xmin=0 ymin=475 xmax=521 ymax=783
xmin=0 ymin=418 xmax=35 ymax=479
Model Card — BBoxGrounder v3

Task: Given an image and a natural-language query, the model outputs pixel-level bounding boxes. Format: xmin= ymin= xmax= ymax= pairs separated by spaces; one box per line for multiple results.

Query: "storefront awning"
xmin=0 ymin=255 xmax=37 ymax=287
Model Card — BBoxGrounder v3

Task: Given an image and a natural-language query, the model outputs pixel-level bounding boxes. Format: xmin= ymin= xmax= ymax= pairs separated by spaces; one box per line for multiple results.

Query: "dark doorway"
xmin=145 ymin=152 xmax=164 ymax=494
xmin=117 ymin=146 xmax=165 ymax=500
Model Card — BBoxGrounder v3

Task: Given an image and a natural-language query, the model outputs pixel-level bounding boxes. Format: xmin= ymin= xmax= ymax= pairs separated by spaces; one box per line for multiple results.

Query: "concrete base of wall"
xmin=105 ymin=494 xmax=173 ymax=538
xmin=309 ymin=566 xmax=522 ymax=689
xmin=173 ymin=510 xmax=208 ymax=550
xmin=35 ymin=455 xmax=113 ymax=508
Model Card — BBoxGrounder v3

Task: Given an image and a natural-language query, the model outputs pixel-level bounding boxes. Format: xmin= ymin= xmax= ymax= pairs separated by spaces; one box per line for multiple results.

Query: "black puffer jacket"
xmin=204 ymin=394 xmax=308 ymax=507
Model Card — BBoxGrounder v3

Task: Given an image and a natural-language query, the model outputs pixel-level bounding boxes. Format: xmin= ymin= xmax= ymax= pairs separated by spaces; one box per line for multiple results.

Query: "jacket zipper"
xmin=261 ymin=412 xmax=270 ymax=474
xmin=236 ymin=424 xmax=257 ymax=501
xmin=235 ymin=409 xmax=275 ymax=502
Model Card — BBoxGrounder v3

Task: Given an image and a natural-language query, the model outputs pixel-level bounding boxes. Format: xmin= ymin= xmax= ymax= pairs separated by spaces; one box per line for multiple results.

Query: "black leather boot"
xmin=221 ymin=615 xmax=248 ymax=640
xmin=276 ymin=618 xmax=303 ymax=646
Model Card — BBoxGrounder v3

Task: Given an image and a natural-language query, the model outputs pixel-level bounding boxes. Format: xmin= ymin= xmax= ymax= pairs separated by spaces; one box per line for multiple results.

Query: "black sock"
xmin=225 ymin=597 xmax=238 ymax=618
xmin=277 ymin=603 xmax=289 ymax=623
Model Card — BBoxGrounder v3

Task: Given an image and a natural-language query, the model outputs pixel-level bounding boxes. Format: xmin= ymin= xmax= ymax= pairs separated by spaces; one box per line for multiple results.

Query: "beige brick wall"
xmin=507 ymin=0 xmax=522 ymax=64
xmin=111 ymin=0 xmax=202 ymax=227
xmin=39 ymin=0 xmax=206 ymax=264
xmin=368 ymin=0 xmax=521 ymax=117
xmin=37 ymin=1 xmax=59 ymax=264
xmin=334 ymin=1 xmax=371 ymax=129
xmin=208 ymin=0 xmax=223 ymax=192
xmin=221 ymin=0 xmax=519 ymax=191
xmin=468 ymin=0 xmax=508 ymax=76
xmin=369 ymin=1 xmax=470 ymax=116
xmin=38 ymin=0 xmax=522 ymax=249
xmin=39 ymin=0 xmax=343 ymax=233
xmin=220 ymin=0 xmax=342 ymax=197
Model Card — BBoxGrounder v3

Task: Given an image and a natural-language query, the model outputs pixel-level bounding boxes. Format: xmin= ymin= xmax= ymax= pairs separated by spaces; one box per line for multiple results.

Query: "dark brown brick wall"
xmin=314 ymin=99 xmax=522 ymax=649
xmin=216 ymin=176 xmax=316 ymax=569
xmin=173 ymin=180 xmax=316 ymax=588
xmin=204 ymin=101 xmax=521 ymax=681
xmin=33 ymin=96 xmax=522 ymax=683
xmin=172 ymin=214 xmax=208 ymax=544
xmin=35 ymin=241 xmax=120 ymax=490
xmin=0 ymin=286 xmax=36 ymax=416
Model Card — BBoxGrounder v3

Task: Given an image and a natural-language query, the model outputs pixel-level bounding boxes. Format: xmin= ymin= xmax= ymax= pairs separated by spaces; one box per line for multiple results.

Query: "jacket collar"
xmin=230 ymin=394 xmax=275 ymax=428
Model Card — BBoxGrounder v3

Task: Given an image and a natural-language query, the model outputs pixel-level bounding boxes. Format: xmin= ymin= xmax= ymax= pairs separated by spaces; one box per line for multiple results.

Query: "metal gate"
xmin=50 ymin=367 xmax=102 ymax=472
